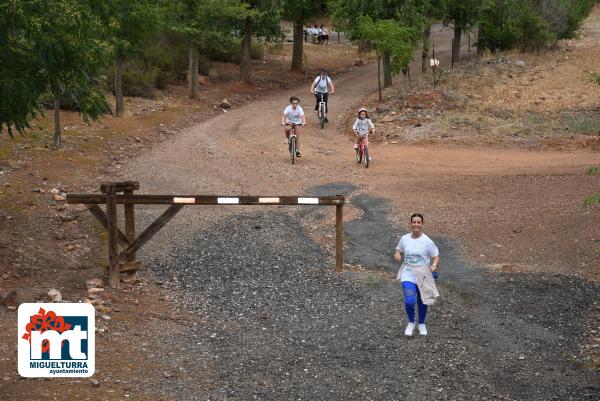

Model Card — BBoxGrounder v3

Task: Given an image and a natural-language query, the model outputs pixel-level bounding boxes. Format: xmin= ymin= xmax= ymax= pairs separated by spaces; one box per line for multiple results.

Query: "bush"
xmin=121 ymin=65 xmax=159 ymax=98
xmin=251 ymin=42 xmax=264 ymax=60
xmin=478 ymin=0 xmax=522 ymax=52
xmin=477 ymin=0 xmax=592 ymax=52
xmin=518 ymin=3 xmax=555 ymax=51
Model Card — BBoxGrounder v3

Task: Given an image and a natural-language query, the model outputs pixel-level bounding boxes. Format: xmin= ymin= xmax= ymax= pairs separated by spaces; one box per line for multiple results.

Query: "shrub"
xmin=251 ymin=42 xmax=264 ymax=60
xmin=121 ymin=65 xmax=158 ymax=98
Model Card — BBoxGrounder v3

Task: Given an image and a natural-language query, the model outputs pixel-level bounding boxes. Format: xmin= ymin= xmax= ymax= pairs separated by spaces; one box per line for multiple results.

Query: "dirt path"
xmin=109 ymin=22 xmax=600 ymax=399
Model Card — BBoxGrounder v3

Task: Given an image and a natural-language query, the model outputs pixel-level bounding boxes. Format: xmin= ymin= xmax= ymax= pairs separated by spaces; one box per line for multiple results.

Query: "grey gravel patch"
xmin=143 ymin=210 xmax=599 ymax=401
xmin=345 ymin=193 xmax=398 ymax=273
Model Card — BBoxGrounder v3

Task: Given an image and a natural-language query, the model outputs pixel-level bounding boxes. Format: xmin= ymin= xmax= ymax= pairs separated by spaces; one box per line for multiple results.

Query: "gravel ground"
xmin=143 ymin=196 xmax=599 ymax=400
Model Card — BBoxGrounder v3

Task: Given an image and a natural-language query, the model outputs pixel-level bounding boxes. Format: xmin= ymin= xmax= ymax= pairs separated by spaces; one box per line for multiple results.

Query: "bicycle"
xmin=316 ymin=92 xmax=327 ymax=129
xmin=285 ymin=123 xmax=301 ymax=165
xmin=355 ymin=134 xmax=370 ymax=168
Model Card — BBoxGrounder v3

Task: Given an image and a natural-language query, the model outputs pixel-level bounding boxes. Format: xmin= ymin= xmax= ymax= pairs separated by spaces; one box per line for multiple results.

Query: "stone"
xmin=32 ymin=188 xmax=45 ymax=193
xmin=442 ymin=91 xmax=469 ymax=102
xmin=197 ymin=75 xmax=209 ymax=85
xmin=50 ymin=188 xmax=60 ymax=194
xmin=220 ymin=98 xmax=231 ymax=109
xmin=52 ymin=193 xmax=66 ymax=201
xmin=515 ymin=60 xmax=526 ymax=67
xmin=354 ymin=59 xmax=364 ymax=67
xmin=57 ymin=211 xmax=77 ymax=223
xmin=88 ymin=288 xmax=105 ymax=294
xmin=91 ymin=379 xmax=101 ymax=387
xmin=1 ymin=288 xmax=35 ymax=309
xmin=86 ymin=278 xmax=104 ymax=290
xmin=48 ymin=288 xmax=62 ymax=302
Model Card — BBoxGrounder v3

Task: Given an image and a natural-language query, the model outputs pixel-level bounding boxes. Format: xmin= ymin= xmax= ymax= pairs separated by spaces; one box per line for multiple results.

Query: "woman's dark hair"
xmin=410 ymin=213 xmax=424 ymax=223
xmin=290 ymin=96 xmax=300 ymax=103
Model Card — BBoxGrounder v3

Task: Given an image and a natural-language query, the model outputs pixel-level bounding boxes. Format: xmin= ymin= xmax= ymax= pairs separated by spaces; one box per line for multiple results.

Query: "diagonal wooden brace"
xmin=86 ymin=205 xmax=130 ymax=248
xmin=118 ymin=204 xmax=184 ymax=263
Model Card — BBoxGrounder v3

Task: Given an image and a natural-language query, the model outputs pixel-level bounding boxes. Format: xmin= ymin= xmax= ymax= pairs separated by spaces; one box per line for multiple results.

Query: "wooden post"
xmin=105 ymin=185 xmax=120 ymax=288
xmin=336 ymin=203 xmax=344 ymax=272
xmin=123 ymin=188 xmax=136 ymax=281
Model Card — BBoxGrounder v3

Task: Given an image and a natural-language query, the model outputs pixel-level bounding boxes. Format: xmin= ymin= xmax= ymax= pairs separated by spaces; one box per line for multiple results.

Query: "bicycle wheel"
xmin=320 ymin=103 xmax=325 ymax=129
xmin=363 ymin=145 xmax=369 ymax=168
xmin=356 ymin=146 xmax=362 ymax=163
xmin=290 ymin=136 xmax=296 ymax=165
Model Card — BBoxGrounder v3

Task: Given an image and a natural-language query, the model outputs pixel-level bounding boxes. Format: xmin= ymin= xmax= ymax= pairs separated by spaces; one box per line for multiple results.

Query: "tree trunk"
xmin=188 ymin=41 xmax=199 ymax=99
xmin=452 ymin=26 xmax=462 ymax=65
xmin=114 ymin=55 xmax=124 ymax=117
xmin=358 ymin=39 xmax=371 ymax=53
xmin=421 ymin=23 xmax=431 ymax=73
xmin=240 ymin=16 xmax=252 ymax=84
xmin=53 ymin=98 xmax=61 ymax=148
xmin=377 ymin=55 xmax=382 ymax=102
xmin=291 ymin=20 xmax=304 ymax=72
xmin=383 ymin=52 xmax=392 ymax=88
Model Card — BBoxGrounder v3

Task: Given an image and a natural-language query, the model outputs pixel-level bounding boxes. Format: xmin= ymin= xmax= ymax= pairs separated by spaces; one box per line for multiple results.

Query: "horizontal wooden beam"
xmin=68 ymin=194 xmax=345 ymax=206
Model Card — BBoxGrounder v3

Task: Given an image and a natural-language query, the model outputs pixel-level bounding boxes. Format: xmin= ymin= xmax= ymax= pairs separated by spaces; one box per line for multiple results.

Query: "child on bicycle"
xmin=281 ymin=96 xmax=306 ymax=157
xmin=353 ymin=107 xmax=375 ymax=150
xmin=310 ymin=70 xmax=334 ymax=123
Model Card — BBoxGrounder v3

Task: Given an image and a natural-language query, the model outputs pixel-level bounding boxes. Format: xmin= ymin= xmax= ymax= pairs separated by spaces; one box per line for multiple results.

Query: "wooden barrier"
xmin=68 ymin=181 xmax=346 ymax=288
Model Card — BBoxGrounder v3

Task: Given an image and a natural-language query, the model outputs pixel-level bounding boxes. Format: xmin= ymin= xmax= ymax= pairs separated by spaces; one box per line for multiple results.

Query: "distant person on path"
xmin=312 ymin=24 xmax=320 ymax=44
xmin=310 ymin=70 xmax=334 ymax=123
xmin=281 ymin=96 xmax=305 ymax=157
xmin=320 ymin=25 xmax=329 ymax=45
xmin=353 ymin=107 xmax=375 ymax=151
xmin=394 ymin=213 xmax=440 ymax=337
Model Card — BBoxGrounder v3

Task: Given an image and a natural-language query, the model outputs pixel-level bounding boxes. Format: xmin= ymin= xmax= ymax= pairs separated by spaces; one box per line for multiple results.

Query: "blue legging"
xmin=402 ymin=281 xmax=427 ymax=324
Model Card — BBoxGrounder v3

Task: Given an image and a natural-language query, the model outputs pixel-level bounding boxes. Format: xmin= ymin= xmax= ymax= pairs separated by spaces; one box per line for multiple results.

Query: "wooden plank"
xmin=68 ymin=194 xmax=346 ymax=206
xmin=119 ymin=261 xmax=141 ymax=273
xmin=100 ymin=181 xmax=140 ymax=194
xmin=119 ymin=205 xmax=184 ymax=262
xmin=123 ymin=188 xmax=137 ymax=281
xmin=105 ymin=188 xmax=120 ymax=288
xmin=336 ymin=204 xmax=344 ymax=272
xmin=86 ymin=205 xmax=130 ymax=248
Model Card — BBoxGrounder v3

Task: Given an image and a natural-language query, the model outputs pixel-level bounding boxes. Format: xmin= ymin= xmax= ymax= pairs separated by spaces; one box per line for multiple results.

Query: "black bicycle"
xmin=316 ymin=92 xmax=327 ymax=129
xmin=285 ymin=123 xmax=301 ymax=164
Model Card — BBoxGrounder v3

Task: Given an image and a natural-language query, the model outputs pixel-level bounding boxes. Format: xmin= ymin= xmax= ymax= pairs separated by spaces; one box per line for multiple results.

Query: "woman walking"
xmin=394 ymin=213 xmax=440 ymax=336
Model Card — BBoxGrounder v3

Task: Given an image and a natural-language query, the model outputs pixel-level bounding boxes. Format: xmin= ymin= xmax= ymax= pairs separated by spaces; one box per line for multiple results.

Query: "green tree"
xmin=0 ymin=0 xmax=112 ymax=145
xmin=357 ymin=16 xmax=417 ymax=101
xmin=330 ymin=0 xmax=425 ymax=86
xmin=112 ymin=0 xmax=161 ymax=117
xmin=239 ymin=0 xmax=282 ymax=84
xmin=282 ymin=0 xmax=321 ymax=72
xmin=444 ymin=0 xmax=485 ymax=64
xmin=168 ymin=0 xmax=245 ymax=99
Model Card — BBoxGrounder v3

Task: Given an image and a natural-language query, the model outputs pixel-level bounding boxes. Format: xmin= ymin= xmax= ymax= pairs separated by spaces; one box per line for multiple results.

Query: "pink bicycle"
xmin=355 ymin=135 xmax=369 ymax=168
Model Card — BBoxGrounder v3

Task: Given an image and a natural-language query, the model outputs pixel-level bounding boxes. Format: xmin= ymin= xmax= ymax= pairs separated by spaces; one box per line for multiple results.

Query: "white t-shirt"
xmin=313 ymin=76 xmax=332 ymax=93
xmin=353 ymin=118 xmax=375 ymax=136
xmin=283 ymin=105 xmax=304 ymax=125
xmin=395 ymin=233 xmax=439 ymax=283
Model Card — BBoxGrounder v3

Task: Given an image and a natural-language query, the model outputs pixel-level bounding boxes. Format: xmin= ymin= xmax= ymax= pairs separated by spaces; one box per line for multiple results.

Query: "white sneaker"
xmin=404 ymin=322 xmax=415 ymax=336
xmin=418 ymin=324 xmax=427 ymax=336
xmin=284 ymin=138 xmax=288 ymax=144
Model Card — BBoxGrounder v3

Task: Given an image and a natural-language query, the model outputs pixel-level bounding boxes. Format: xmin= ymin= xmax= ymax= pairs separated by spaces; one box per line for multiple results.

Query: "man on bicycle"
xmin=310 ymin=70 xmax=334 ymax=123
xmin=281 ymin=96 xmax=306 ymax=157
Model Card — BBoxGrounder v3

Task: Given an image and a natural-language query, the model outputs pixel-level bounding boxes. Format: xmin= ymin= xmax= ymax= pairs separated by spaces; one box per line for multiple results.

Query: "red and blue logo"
xmin=18 ymin=303 xmax=95 ymax=377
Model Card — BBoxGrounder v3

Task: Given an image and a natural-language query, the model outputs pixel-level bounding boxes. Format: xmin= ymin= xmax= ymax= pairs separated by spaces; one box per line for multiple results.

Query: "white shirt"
xmin=313 ymin=76 xmax=332 ymax=93
xmin=283 ymin=105 xmax=304 ymax=125
xmin=395 ymin=233 xmax=439 ymax=283
xmin=353 ymin=118 xmax=375 ymax=136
